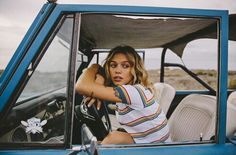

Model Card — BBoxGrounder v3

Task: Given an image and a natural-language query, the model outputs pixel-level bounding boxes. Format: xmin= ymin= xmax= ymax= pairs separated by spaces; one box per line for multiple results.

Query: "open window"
xmin=74 ymin=12 xmax=223 ymax=145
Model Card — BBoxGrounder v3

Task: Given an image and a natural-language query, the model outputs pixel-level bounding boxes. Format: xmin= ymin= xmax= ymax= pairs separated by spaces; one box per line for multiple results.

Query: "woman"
xmin=76 ymin=45 xmax=171 ymax=144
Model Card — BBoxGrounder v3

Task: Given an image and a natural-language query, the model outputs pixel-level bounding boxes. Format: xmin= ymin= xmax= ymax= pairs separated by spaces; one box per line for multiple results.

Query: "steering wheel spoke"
xmin=75 ymin=97 xmax=111 ymax=140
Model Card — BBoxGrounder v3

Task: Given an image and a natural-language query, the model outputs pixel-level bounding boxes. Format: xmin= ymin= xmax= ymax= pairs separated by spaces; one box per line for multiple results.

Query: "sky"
xmin=0 ymin=0 xmax=236 ymax=70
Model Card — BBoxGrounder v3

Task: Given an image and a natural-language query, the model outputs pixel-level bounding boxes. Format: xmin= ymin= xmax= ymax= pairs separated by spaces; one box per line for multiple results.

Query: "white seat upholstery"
xmin=168 ymin=94 xmax=216 ymax=142
xmin=226 ymin=103 xmax=236 ymax=137
xmin=227 ymin=92 xmax=236 ymax=137
xmin=154 ymin=83 xmax=175 ymax=115
xmin=227 ymin=91 xmax=236 ymax=107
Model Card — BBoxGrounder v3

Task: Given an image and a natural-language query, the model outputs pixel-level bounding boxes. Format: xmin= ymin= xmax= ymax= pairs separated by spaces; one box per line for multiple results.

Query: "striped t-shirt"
xmin=114 ymin=84 xmax=171 ymax=143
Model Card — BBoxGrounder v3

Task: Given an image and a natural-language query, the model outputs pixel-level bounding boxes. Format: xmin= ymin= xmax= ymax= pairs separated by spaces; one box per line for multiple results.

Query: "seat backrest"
xmin=227 ymin=91 xmax=236 ymax=107
xmin=226 ymin=103 xmax=236 ymax=137
xmin=227 ymin=91 xmax=236 ymax=137
xmin=168 ymin=94 xmax=216 ymax=142
xmin=154 ymin=82 xmax=176 ymax=114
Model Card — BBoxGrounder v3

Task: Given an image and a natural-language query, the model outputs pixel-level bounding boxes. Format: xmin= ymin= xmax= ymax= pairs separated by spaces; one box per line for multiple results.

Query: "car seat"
xmin=168 ymin=94 xmax=216 ymax=141
xmin=227 ymin=92 xmax=236 ymax=137
xmin=154 ymin=82 xmax=176 ymax=115
xmin=227 ymin=91 xmax=236 ymax=107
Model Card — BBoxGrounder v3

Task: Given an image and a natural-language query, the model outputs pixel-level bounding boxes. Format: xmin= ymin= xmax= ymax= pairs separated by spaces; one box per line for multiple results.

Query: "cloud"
xmin=0 ymin=15 xmax=14 ymax=27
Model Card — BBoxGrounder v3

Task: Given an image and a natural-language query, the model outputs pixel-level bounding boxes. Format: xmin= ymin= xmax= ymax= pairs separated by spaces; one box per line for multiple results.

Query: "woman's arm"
xmin=76 ymin=64 xmax=122 ymax=103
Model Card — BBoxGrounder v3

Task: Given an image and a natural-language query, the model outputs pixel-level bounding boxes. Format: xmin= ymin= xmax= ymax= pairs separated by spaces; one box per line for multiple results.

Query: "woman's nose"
xmin=115 ymin=65 xmax=122 ymax=73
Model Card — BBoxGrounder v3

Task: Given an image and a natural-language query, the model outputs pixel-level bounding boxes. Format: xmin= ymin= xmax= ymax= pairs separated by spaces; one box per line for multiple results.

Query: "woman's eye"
xmin=110 ymin=63 xmax=117 ymax=68
xmin=122 ymin=64 xmax=130 ymax=69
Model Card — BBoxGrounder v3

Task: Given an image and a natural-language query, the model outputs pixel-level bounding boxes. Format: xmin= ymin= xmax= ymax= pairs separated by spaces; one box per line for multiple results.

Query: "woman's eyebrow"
xmin=122 ymin=61 xmax=130 ymax=63
xmin=109 ymin=61 xmax=130 ymax=63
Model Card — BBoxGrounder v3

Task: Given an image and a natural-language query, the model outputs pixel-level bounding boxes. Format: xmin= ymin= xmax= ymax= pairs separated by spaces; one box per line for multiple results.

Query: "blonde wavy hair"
xmin=103 ymin=45 xmax=155 ymax=94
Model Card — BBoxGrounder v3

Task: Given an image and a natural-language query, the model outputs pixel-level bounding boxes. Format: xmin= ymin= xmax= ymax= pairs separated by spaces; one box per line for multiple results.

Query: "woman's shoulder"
xmin=118 ymin=84 xmax=147 ymax=89
xmin=134 ymin=84 xmax=149 ymax=90
xmin=119 ymin=84 xmax=150 ymax=94
xmin=115 ymin=84 xmax=153 ymax=95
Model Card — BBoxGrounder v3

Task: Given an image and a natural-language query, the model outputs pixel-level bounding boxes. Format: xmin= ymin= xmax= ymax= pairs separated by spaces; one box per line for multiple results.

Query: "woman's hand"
xmin=95 ymin=73 xmax=105 ymax=84
xmin=84 ymin=96 xmax=102 ymax=110
xmin=84 ymin=74 xmax=105 ymax=110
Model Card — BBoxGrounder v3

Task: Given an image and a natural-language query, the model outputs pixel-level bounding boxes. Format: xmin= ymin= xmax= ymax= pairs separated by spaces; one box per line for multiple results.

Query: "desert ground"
xmin=148 ymin=68 xmax=236 ymax=90
xmin=0 ymin=69 xmax=236 ymax=91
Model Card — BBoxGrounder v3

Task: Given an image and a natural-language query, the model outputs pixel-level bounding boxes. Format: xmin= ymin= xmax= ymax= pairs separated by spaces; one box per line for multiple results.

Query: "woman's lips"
xmin=113 ymin=76 xmax=123 ymax=82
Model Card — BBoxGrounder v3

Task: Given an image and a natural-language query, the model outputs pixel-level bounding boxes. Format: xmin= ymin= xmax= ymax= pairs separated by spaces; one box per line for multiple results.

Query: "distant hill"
xmin=0 ymin=69 xmax=235 ymax=91
xmin=148 ymin=69 xmax=236 ymax=90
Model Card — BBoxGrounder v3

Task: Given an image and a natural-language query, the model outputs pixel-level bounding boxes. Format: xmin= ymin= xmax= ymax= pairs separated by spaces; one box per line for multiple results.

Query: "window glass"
xmin=0 ymin=16 xmax=73 ymax=144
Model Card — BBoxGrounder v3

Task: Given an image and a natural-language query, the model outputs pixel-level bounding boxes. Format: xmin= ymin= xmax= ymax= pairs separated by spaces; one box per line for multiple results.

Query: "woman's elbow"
xmin=75 ymin=81 xmax=86 ymax=95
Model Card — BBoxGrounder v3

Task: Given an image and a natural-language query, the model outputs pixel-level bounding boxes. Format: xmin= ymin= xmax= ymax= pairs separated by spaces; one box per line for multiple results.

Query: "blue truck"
xmin=0 ymin=0 xmax=236 ymax=154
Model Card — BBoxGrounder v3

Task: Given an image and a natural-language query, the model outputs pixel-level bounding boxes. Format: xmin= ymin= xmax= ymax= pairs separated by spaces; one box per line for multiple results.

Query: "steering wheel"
xmin=75 ymin=97 xmax=111 ymax=140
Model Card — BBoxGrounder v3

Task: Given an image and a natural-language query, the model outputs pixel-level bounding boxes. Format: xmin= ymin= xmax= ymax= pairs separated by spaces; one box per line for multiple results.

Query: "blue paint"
xmin=0 ymin=150 xmax=73 ymax=155
xmin=0 ymin=2 xmax=233 ymax=155
xmin=97 ymin=143 xmax=236 ymax=155
xmin=217 ymin=12 xmax=229 ymax=144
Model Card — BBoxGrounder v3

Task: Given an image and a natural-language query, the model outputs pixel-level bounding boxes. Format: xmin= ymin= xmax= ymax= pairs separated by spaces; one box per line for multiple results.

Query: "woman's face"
xmin=109 ymin=53 xmax=133 ymax=86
